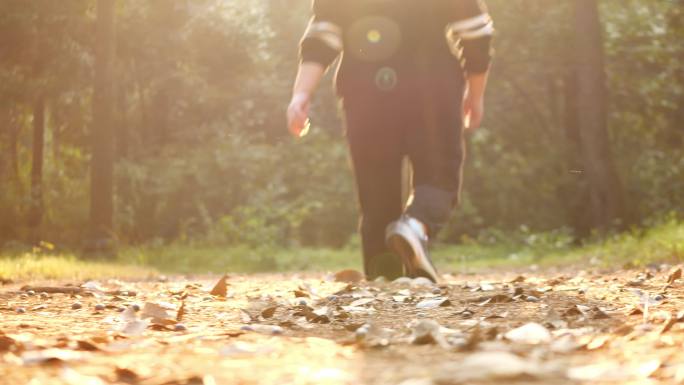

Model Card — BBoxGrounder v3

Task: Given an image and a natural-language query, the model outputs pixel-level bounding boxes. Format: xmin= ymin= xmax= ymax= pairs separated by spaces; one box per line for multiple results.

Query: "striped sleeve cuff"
xmin=300 ymin=20 xmax=343 ymax=68
xmin=445 ymin=13 xmax=494 ymax=75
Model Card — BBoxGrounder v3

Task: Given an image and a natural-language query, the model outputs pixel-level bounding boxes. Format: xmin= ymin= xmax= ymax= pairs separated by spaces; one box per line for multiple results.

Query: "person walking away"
xmin=287 ymin=0 xmax=494 ymax=282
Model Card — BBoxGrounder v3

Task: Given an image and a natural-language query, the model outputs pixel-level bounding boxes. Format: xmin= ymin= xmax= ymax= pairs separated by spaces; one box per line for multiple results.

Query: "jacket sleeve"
xmin=445 ymin=0 xmax=494 ymax=75
xmin=299 ymin=0 xmax=343 ymax=69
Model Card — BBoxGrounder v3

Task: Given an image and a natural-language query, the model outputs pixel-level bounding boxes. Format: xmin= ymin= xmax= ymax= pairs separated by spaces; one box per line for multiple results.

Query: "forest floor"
xmin=3 ymin=266 xmax=684 ymax=385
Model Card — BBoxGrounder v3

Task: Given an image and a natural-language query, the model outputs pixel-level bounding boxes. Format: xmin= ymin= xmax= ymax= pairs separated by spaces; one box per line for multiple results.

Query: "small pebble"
xmin=526 ymin=296 xmax=540 ymax=302
xmin=174 ymin=323 xmax=188 ymax=332
xmin=431 ymin=288 xmax=442 ymax=295
xmin=94 ymin=304 xmax=106 ymax=311
xmin=26 ymin=290 xmax=36 ymax=296
xmin=15 ymin=307 xmax=26 ymax=314
xmin=654 ymin=294 xmax=665 ymax=302
xmin=72 ymin=302 xmax=83 ymax=310
xmin=131 ymin=304 xmax=141 ymax=312
xmin=116 ymin=307 xmax=126 ymax=312
xmin=19 ymin=294 xmax=28 ymax=299
xmin=39 ymin=292 xmax=49 ymax=300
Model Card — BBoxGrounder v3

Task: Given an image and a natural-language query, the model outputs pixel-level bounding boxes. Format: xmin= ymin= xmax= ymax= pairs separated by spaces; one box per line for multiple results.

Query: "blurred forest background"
xmin=0 ymin=0 xmax=682 ymax=258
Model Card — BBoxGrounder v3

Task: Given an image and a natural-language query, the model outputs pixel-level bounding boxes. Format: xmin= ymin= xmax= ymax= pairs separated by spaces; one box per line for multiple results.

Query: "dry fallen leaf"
xmin=474 ymin=294 xmax=513 ymax=306
xmin=0 ymin=334 xmax=20 ymax=353
xmin=121 ymin=319 xmax=149 ymax=336
xmin=210 ymin=275 xmax=229 ymax=297
xmin=176 ymin=301 xmax=186 ymax=322
xmin=416 ymin=297 xmax=451 ymax=309
xmin=240 ymin=324 xmax=284 ymax=335
xmin=141 ymin=302 xmax=175 ymax=325
xmin=504 ymin=323 xmax=551 ymax=344
xmin=667 ymin=268 xmax=682 ymax=285
xmin=349 ymin=298 xmax=375 ymax=307
xmin=261 ymin=306 xmax=278 ymax=319
xmin=21 ymin=349 xmax=88 ymax=365
xmin=115 ymin=367 xmax=140 ymax=384
xmin=660 ymin=311 xmax=684 ymax=334
xmin=585 ymin=335 xmax=610 ymax=350
xmin=509 ymin=276 xmax=526 ymax=283
xmin=334 ymin=269 xmax=364 ymax=283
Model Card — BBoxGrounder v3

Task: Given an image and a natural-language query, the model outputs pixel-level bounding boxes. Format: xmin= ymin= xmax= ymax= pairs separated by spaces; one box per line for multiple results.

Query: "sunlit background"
xmin=0 ymin=0 xmax=681 ymax=267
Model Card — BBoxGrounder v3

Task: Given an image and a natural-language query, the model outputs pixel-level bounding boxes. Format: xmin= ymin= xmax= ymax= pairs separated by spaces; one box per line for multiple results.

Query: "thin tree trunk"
xmin=28 ymin=97 xmax=46 ymax=243
xmin=0 ymin=108 xmax=8 ymax=184
xmin=89 ymin=0 xmax=117 ymax=252
xmin=573 ymin=0 xmax=625 ymax=230
xmin=8 ymin=116 xmax=20 ymax=185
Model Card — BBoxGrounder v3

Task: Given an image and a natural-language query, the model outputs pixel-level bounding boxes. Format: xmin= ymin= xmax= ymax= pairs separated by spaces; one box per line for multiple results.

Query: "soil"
xmin=2 ymin=266 xmax=684 ymax=385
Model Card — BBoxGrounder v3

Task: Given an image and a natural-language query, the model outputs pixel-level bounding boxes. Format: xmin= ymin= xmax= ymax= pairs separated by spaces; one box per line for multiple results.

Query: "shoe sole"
xmin=386 ymin=222 xmax=440 ymax=283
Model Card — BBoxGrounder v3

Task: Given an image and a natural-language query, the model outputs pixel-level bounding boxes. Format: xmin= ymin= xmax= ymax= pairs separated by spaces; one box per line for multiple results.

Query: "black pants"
xmin=344 ymin=90 xmax=466 ymax=279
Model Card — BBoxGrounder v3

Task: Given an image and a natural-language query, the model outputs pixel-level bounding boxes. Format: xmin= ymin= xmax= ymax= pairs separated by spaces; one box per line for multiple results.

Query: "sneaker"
xmin=385 ymin=215 xmax=440 ymax=283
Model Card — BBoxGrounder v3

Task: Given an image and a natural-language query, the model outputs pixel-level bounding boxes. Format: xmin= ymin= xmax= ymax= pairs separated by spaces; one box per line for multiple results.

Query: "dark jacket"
xmin=299 ymin=0 xmax=494 ymax=98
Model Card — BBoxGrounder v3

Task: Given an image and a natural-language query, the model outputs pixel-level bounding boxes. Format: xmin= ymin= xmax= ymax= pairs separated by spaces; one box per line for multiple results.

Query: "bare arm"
xmin=288 ymin=0 xmax=343 ymax=138
xmin=287 ymin=62 xmax=326 ymax=137
xmin=463 ymin=71 xmax=489 ymax=131
xmin=446 ymin=0 xmax=494 ymax=131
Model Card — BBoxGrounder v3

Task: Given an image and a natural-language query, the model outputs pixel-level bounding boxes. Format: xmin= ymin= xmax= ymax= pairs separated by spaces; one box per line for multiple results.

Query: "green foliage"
xmin=0 ymin=0 xmax=681 ymax=252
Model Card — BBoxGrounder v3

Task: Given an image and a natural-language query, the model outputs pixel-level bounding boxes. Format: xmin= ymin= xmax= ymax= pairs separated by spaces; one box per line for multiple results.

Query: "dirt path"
xmin=2 ymin=266 xmax=684 ymax=385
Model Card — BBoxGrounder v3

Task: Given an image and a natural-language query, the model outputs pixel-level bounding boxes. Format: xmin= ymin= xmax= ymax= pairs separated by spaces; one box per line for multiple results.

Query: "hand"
xmin=463 ymin=91 xmax=484 ymax=132
xmin=287 ymin=92 xmax=311 ymax=137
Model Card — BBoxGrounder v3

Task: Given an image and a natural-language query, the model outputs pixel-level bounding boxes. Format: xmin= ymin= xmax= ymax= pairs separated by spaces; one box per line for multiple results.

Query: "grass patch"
xmin=0 ymin=254 xmax=157 ymax=282
xmin=117 ymin=244 xmax=360 ymax=275
xmin=2 ymin=219 xmax=682 ymax=280
xmin=436 ymin=218 xmax=684 ymax=272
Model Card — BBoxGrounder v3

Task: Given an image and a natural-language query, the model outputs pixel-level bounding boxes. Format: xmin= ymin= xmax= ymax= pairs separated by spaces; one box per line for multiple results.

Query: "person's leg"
xmin=384 ymin=91 xmax=465 ymax=282
xmin=405 ymin=95 xmax=465 ymax=238
xmin=344 ymin=101 xmax=405 ymax=280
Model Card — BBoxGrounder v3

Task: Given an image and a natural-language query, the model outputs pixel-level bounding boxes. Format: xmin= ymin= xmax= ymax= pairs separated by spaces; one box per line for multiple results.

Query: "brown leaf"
xmin=588 ymin=306 xmax=611 ymax=319
xmin=627 ymin=306 xmax=643 ymax=316
xmin=0 ymin=335 xmax=19 ymax=352
xmin=115 ymin=367 xmax=140 ymax=384
xmin=546 ymin=276 xmax=567 ymax=286
xmin=334 ymin=284 xmax=355 ymax=295
xmin=76 ymin=340 xmax=102 ymax=351
xmin=261 ymin=306 xmax=278 ymax=319
xmin=210 ymin=275 xmax=229 ymax=297
xmin=344 ymin=323 xmax=365 ymax=332
xmin=563 ymin=305 xmax=583 ymax=317
xmin=334 ymin=269 xmax=364 ymax=283
xmin=293 ymin=290 xmax=310 ymax=298
xmin=509 ymin=276 xmax=526 ymax=283
xmin=471 ymin=294 xmax=513 ymax=305
xmin=176 ymin=301 xmax=186 ymax=322
xmin=660 ymin=311 xmax=684 ymax=334
xmin=668 ymin=268 xmax=682 ymax=285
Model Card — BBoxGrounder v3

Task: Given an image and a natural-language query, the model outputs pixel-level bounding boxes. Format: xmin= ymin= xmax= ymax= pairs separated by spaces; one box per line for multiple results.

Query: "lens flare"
xmin=367 ymin=29 xmax=382 ymax=43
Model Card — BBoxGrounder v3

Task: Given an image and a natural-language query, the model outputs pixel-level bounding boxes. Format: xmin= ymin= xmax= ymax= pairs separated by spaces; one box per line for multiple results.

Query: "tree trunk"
xmin=573 ymin=0 xmax=625 ymax=230
xmin=89 ymin=0 xmax=117 ymax=253
xmin=28 ymin=97 xmax=46 ymax=244
xmin=0 ymin=108 xmax=8 ymax=184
